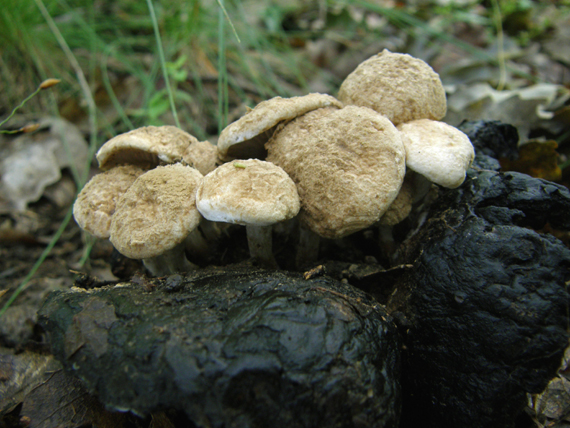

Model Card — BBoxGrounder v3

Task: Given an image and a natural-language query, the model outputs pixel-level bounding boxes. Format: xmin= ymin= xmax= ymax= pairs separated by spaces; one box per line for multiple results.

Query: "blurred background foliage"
xmin=1 ymin=0 xmax=568 ymax=142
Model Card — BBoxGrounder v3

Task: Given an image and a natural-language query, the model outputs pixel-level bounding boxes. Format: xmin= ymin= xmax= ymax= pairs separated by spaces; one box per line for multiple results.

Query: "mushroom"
xmin=266 ymin=105 xmax=406 ymax=240
xmin=397 ymin=119 xmax=475 ymax=188
xmin=109 ymin=164 xmax=204 ymax=276
xmin=217 ymin=93 xmax=343 ymax=161
xmin=379 ymin=175 xmax=414 ymax=227
xmin=182 ymin=140 xmax=219 ymax=175
xmin=73 ymin=165 xmax=145 ymax=239
xmin=196 ymin=159 xmax=300 ymax=268
xmin=96 ymin=125 xmax=201 ymax=171
xmin=377 ymin=174 xmax=414 ymax=258
xmin=338 ymin=49 xmax=447 ymax=126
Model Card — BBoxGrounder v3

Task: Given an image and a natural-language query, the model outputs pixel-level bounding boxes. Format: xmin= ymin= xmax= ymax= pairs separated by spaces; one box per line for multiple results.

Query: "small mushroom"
xmin=397 ymin=119 xmax=475 ymax=188
xmin=96 ymin=125 xmax=200 ymax=171
xmin=182 ymin=140 xmax=219 ymax=175
xmin=196 ymin=159 xmax=300 ymax=268
xmin=73 ymin=165 xmax=145 ymax=239
xmin=266 ymin=105 xmax=406 ymax=240
xmin=217 ymin=93 xmax=343 ymax=161
xmin=377 ymin=175 xmax=415 ymax=258
xmin=109 ymin=164 xmax=204 ymax=276
xmin=379 ymin=175 xmax=414 ymax=227
xmin=338 ymin=49 xmax=447 ymax=126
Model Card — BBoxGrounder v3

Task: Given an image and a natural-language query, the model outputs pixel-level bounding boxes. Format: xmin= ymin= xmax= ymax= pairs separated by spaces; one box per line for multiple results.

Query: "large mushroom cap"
xmin=338 ymin=49 xmax=447 ymax=126
xmin=196 ymin=159 xmax=300 ymax=226
xmin=217 ymin=93 xmax=343 ymax=161
xmin=398 ymin=119 xmax=474 ymax=188
xmin=266 ymin=105 xmax=406 ymax=239
xmin=73 ymin=165 xmax=145 ymax=238
xmin=96 ymin=126 xmax=200 ymax=171
xmin=109 ymin=164 xmax=203 ymax=259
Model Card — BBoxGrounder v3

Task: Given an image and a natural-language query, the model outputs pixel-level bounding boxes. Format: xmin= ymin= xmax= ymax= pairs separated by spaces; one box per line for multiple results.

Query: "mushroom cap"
xmin=379 ymin=174 xmax=414 ymax=226
xmin=196 ymin=159 xmax=300 ymax=226
xmin=109 ymin=164 xmax=203 ymax=259
xmin=266 ymin=105 xmax=406 ymax=239
xmin=96 ymin=126 xmax=200 ymax=171
xmin=217 ymin=93 xmax=343 ymax=161
xmin=398 ymin=119 xmax=475 ymax=189
xmin=182 ymin=140 xmax=219 ymax=175
xmin=338 ymin=49 xmax=447 ymax=126
xmin=73 ymin=165 xmax=145 ymax=239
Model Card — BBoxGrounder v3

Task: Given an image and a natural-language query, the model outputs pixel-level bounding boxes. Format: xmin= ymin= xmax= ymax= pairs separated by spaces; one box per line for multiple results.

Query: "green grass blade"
xmin=0 ymin=86 xmax=42 ymax=129
xmin=218 ymin=0 xmax=228 ymax=133
xmin=216 ymin=0 xmax=240 ymax=44
xmin=145 ymin=0 xmax=180 ymax=129
xmin=0 ymin=205 xmax=74 ymax=318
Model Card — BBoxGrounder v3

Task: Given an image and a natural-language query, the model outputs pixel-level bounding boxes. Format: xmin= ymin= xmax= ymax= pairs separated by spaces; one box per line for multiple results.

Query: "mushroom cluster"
xmin=73 ymin=126 xmax=216 ymax=275
xmin=74 ymin=49 xmax=475 ymax=275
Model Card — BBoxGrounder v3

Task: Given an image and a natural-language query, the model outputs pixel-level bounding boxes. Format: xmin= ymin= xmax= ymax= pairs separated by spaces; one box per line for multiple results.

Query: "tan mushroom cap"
xmin=182 ymin=140 xmax=218 ymax=175
xmin=109 ymin=164 xmax=203 ymax=259
xmin=196 ymin=159 xmax=300 ymax=226
xmin=338 ymin=49 xmax=447 ymax=126
xmin=379 ymin=174 xmax=413 ymax=226
xmin=266 ymin=105 xmax=406 ymax=239
xmin=96 ymin=126 xmax=200 ymax=171
xmin=73 ymin=165 xmax=145 ymax=239
xmin=398 ymin=119 xmax=474 ymax=189
xmin=217 ymin=93 xmax=343 ymax=161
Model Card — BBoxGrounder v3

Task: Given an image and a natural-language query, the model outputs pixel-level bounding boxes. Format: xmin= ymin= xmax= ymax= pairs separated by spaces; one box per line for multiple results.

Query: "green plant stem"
xmin=34 ymin=0 xmax=97 ymax=188
xmin=146 ymin=0 xmax=180 ymax=129
xmin=0 ymin=86 xmax=41 ymax=129
xmin=216 ymin=0 xmax=241 ymax=43
xmin=102 ymin=46 xmax=135 ymax=130
xmin=218 ymin=0 xmax=228 ymax=133
xmin=491 ymin=0 xmax=507 ymax=91
xmin=0 ymin=205 xmax=74 ymax=318
xmin=0 ymin=0 xmax=101 ymax=319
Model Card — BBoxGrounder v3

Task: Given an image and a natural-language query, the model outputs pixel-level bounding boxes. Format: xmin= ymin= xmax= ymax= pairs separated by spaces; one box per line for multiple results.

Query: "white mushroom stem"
xmin=246 ymin=225 xmax=278 ymax=269
xmin=295 ymin=225 xmax=320 ymax=270
xmin=184 ymin=227 xmax=210 ymax=259
xmin=142 ymin=242 xmax=197 ymax=276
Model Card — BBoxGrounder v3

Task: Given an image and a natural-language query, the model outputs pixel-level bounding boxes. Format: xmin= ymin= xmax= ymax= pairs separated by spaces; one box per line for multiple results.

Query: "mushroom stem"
xmin=295 ymin=225 xmax=320 ymax=270
xmin=184 ymin=227 xmax=210 ymax=260
xmin=378 ymin=224 xmax=396 ymax=257
xmin=142 ymin=242 xmax=197 ymax=276
xmin=246 ymin=225 xmax=278 ymax=269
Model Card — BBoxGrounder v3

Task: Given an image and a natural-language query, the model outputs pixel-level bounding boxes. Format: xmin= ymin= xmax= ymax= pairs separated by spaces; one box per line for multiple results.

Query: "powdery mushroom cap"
xmin=398 ymin=119 xmax=475 ymax=189
xmin=196 ymin=159 xmax=300 ymax=226
xmin=379 ymin=174 xmax=414 ymax=226
xmin=266 ymin=105 xmax=406 ymax=239
xmin=96 ymin=126 xmax=200 ymax=171
xmin=338 ymin=49 xmax=447 ymax=126
xmin=73 ymin=165 xmax=145 ymax=239
xmin=182 ymin=140 xmax=218 ymax=175
xmin=217 ymin=93 xmax=343 ymax=161
xmin=109 ymin=164 xmax=203 ymax=259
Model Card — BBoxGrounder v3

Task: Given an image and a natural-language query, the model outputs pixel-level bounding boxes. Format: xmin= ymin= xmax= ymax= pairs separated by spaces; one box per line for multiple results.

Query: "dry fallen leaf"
xmin=20 ymin=369 xmax=128 ymax=428
xmin=500 ymin=140 xmax=562 ymax=182
xmin=444 ymin=83 xmax=569 ymax=140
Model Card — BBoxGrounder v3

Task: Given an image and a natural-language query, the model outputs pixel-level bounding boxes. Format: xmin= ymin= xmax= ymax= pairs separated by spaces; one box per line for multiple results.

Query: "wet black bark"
xmin=389 ymin=121 xmax=570 ymax=428
xmin=38 ymin=266 xmax=401 ymax=428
